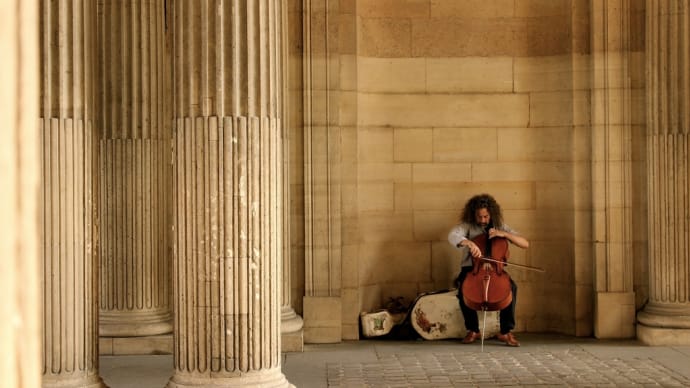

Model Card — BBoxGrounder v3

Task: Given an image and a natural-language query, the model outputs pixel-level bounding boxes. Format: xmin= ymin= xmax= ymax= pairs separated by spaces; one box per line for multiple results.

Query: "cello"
xmin=461 ymin=224 xmax=513 ymax=350
xmin=461 ymin=226 xmax=513 ymax=312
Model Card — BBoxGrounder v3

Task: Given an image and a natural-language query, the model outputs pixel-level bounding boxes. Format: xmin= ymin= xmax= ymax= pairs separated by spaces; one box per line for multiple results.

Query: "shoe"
xmin=496 ymin=332 xmax=520 ymax=347
xmin=462 ymin=331 xmax=481 ymax=344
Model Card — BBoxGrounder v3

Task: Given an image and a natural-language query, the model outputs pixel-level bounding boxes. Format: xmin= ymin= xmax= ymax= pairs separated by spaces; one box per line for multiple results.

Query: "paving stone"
xmin=327 ymin=348 xmax=690 ymax=387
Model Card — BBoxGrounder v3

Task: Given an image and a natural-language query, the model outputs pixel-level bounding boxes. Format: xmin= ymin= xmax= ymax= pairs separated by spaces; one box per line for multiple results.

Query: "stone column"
xmin=302 ymin=0 xmax=344 ymax=344
xmin=0 ymin=1 xmax=41 ymax=386
xmin=39 ymin=1 xmax=106 ymax=387
xmin=280 ymin=0 xmax=304 ymax=352
xmin=637 ymin=0 xmax=690 ymax=345
xmin=590 ymin=0 xmax=639 ymax=339
xmin=97 ymin=0 xmax=173 ymax=345
xmin=168 ymin=1 xmax=291 ymax=386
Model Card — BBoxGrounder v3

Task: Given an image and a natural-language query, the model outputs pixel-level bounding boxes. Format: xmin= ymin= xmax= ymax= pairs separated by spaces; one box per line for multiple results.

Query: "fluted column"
xmin=0 ymin=1 xmax=41 ymax=387
xmin=168 ymin=1 xmax=291 ymax=386
xmin=302 ymin=0 xmax=344 ymax=344
xmin=97 ymin=0 xmax=173 ymax=339
xmin=590 ymin=0 xmax=637 ymax=339
xmin=637 ymin=0 xmax=690 ymax=345
xmin=281 ymin=0 xmax=304 ymax=352
xmin=39 ymin=1 xmax=105 ymax=387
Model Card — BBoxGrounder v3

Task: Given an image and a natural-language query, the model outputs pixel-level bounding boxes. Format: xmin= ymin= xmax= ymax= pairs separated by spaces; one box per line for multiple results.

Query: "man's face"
xmin=474 ymin=208 xmax=491 ymax=227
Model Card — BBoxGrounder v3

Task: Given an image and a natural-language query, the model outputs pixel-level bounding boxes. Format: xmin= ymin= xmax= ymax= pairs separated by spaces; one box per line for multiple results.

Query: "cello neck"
xmin=484 ymin=221 xmax=493 ymax=256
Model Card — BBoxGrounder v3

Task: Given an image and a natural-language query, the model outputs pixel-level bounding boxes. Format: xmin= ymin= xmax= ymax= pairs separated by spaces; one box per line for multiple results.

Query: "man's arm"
xmin=448 ymin=225 xmax=467 ymax=247
xmin=489 ymin=228 xmax=529 ymax=249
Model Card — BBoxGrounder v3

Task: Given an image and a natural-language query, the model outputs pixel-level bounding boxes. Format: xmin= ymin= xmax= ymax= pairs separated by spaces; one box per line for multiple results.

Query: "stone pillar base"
xmin=303 ymin=296 xmax=342 ymax=343
xmin=594 ymin=292 xmax=636 ymax=339
xmin=99 ymin=310 xmax=173 ymax=337
xmin=282 ymin=330 xmax=304 ymax=352
xmin=99 ymin=334 xmax=173 ymax=355
xmin=637 ymin=305 xmax=690 ymax=345
xmin=43 ymin=374 xmax=108 ymax=388
xmin=167 ymin=368 xmax=293 ymax=388
xmin=281 ymin=306 xmax=304 ymax=352
xmin=637 ymin=324 xmax=690 ymax=346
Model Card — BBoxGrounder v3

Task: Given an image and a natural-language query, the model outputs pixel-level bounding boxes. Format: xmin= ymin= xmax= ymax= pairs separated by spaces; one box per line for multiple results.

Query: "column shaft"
xmin=590 ymin=0 xmax=638 ymax=339
xmin=97 ymin=0 xmax=173 ymax=339
xmin=169 ymin=1 xmax=291 ymax=386
xmin=0 ymin=0 xmax=41 ymax=386
xmin=39 ymin=1 xmax=105 ymax=386
xmin=281 ymin=0 xmax=303 ymax=352
xmin=638 ymin=0 xmax=690 ymax=345
xmin=302 ymin=0 xmax=344 ymax=344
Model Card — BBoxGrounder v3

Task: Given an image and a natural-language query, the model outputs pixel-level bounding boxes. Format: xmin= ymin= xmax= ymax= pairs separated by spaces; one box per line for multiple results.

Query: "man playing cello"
xmin=448 ymin=194 xmax=529 ymax=347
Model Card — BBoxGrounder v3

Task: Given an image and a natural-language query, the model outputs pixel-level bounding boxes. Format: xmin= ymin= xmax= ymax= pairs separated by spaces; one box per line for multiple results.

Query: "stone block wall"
xmin=353 ymin=0 xmax=587 ymax=335
xmin=296 ymin=0 xmax=648 ymax=341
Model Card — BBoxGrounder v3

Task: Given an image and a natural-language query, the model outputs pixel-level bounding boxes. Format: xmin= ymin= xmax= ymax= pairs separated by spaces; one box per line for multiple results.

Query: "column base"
xmin=43 ymin=373 xmax=108 ymax=388
xmin=281 ymin=306 xmax=304 ymax=352
xmin=637 ymin=304 xmax=690 ymax=345
xmin=594 ymin=291 xmax=636 ymax=339
xmin=637 ymin=324 xmax=690 ymax=345
xmin=281 ymin=330 xmax=304 ymax=352
xmin=99 ymin=309 xmax=173 ymax=337
xmin=99 ymin=334 xmax=173 ymax=355
xmin=167 ymin=367 xmax=293 ymax=388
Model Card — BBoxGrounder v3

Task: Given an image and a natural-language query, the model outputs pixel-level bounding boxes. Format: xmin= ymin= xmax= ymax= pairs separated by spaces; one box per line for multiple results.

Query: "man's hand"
xmin=464 ymin=240 xmax=482 ymax=258
xmin=487 ymin=228 xmax=504 ymax=239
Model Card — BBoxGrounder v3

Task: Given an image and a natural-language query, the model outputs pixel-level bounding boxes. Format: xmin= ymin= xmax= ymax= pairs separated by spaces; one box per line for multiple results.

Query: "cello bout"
xmin=461 ymin=234 xmax=513 ymax=311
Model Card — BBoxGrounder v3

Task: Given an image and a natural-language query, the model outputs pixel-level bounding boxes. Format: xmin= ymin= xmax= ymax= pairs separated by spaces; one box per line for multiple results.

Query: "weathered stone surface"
xmin=168 ymin=1 xmax=292 ymax=386
xmin=410 ymin=290 xmax=501 ymax=341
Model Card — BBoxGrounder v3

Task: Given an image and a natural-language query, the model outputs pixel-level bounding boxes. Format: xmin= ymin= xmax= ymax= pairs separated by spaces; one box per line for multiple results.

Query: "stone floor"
xmin=100 ymin=333 xmax=690 ymax=387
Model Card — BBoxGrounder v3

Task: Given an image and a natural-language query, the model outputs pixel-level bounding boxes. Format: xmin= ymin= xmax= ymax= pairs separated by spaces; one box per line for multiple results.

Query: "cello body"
xmin=461 ymin=232 xmax=512 ymax=311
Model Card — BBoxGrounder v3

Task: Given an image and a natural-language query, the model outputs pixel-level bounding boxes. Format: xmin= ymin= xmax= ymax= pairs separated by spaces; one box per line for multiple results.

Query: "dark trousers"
xmin=456 ymin=266 xmax=517 ymax=335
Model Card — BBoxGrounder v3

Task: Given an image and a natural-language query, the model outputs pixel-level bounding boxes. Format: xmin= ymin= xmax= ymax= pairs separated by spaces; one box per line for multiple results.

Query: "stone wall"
xmin=295 ymin=0 xmax=649 ymax=340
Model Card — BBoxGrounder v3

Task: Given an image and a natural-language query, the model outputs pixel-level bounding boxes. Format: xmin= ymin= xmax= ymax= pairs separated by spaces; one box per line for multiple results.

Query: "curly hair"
xmin=460 ymin=193 xmax=503 ymax=228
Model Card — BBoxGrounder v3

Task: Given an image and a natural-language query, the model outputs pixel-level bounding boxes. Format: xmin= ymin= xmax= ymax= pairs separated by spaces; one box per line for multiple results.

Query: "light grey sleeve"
xmin=448 ymin=224 xmax=468 ymax=248
xmin=449 ymin=223 xmax=473 ymax=268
